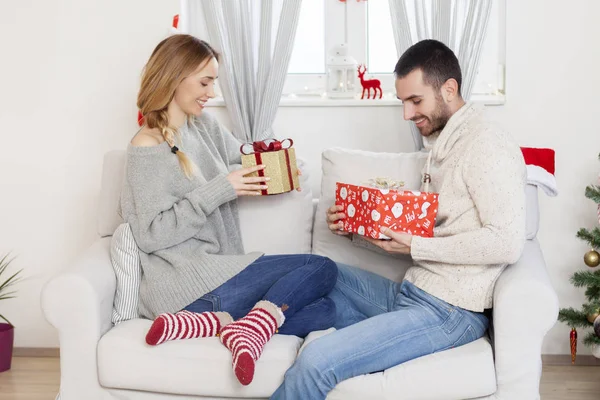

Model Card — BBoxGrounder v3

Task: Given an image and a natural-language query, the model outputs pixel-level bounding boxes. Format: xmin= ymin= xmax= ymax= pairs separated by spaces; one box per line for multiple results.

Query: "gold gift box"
xmin=241 ymin=143 xmax=300 ymax=195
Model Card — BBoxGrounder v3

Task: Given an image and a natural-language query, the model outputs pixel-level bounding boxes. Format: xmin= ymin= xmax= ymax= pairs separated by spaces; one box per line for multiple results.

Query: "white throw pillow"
xmin=110 ymin=223 xmax=142 ymax=324
xmin=312 ymin=148 xmax=428 ymax=282
xmin=238 ymin=158 xmax=314 ymax=255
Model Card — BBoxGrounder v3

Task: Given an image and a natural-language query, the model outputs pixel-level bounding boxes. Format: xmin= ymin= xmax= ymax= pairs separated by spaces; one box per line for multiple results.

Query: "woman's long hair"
xmin=137 ymin=34 xmax=219 ymax=177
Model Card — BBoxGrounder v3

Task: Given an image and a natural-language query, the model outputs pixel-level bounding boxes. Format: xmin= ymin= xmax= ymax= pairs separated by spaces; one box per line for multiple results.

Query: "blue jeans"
xmin=183 ymin=254 xmax=338 ymax=338
xmin=270 ymin=263 xmax=489 ymax=399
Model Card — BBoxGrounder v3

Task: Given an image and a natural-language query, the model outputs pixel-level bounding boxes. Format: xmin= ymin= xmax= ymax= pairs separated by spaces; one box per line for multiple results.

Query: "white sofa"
xmin=42 ymin=148 xmax=559 ymax=400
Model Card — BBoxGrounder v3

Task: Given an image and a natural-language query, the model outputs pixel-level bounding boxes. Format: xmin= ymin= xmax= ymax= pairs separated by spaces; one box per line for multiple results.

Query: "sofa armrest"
xmin=41 ymin=237 xmax=115 ymax=400
xmin=491 ymin=239 xmax=559 ymax=399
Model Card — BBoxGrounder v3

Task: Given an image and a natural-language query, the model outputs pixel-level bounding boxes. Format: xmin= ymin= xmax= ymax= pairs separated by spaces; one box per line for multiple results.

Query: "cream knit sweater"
xmin=405 ymin=103 xmax=527 ymax=312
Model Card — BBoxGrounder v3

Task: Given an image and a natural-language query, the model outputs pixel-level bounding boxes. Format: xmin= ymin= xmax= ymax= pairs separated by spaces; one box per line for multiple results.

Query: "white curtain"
xmin=183 ymin=0 xmax=302 ymax=142
xmin=388 ymin=0 xmax=493 ymax=150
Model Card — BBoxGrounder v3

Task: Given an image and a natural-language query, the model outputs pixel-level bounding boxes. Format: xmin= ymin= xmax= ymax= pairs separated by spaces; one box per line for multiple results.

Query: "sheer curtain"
xmin=183 ymin=0 xmax=302 ymax=142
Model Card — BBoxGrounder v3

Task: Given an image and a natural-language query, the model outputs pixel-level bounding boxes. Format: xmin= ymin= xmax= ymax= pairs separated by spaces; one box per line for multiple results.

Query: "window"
xmin=284 ymin=0 xmax=505 ymax=100
xmin=288 ymin=0 xmax=325 ymax=74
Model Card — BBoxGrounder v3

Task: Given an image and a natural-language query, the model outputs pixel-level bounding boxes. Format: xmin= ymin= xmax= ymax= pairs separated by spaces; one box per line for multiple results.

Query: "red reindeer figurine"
xmin=357 ymin=64 xmax=382 ymax=99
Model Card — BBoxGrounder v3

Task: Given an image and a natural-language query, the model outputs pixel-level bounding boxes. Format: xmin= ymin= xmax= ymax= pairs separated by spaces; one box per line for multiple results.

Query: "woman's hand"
xmin=227 ymin=165 xmax=270 ymax=196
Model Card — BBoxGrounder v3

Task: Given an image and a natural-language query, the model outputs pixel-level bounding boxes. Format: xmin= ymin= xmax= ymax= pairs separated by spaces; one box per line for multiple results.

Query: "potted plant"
xmin=0 ymin=253 xmax=23 ymax=373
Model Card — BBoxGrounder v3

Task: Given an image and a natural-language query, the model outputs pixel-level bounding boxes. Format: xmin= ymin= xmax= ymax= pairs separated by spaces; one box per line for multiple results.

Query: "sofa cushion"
xmin=237 ymin=158 xmax=313 ymax=255
xmin=98 ymin=150 xmax=127 ymax=237
xmin=110 ymin=223 xmax=141 ymax=325
xmin=329 ymin=337 xmax=496 ymax=400
xmin=299 ymin=329 xmax=496 ymax=400
xmin=312 ymin=148 xmax=542 ymax=282
xmin=98 ymin=319 xmax=303 ymax=398
xmin=312 ymin=148 xmax=428 ymax=282
xmin=96 ymin=150 xmax=314 ymax=254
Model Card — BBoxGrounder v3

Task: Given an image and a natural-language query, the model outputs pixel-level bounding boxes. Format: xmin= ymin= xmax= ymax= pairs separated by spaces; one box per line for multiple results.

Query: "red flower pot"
xmin=0 ymin=323 xmax=14 ymax=372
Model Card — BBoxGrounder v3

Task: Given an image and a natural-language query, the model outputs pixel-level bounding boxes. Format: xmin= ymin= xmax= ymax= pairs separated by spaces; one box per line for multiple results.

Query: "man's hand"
xmin=363 ymin=227 xmax=413 ymax=255
xmin=326 ymin=205 xmax=351 ymax=236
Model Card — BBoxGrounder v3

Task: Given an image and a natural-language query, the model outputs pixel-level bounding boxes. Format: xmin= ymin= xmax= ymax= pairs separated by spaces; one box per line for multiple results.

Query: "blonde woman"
xmin=121 ymin=34 xmax=337 ymax=386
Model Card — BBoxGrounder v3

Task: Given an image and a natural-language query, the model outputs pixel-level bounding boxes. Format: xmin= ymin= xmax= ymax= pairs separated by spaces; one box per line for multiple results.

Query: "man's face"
xmin=395 ymin=69 xmax=452 ymax=137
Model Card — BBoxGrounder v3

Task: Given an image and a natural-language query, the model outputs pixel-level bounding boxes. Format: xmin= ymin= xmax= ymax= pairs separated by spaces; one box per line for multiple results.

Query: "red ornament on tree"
xmin=570 ymin=327 xmax=577 ymax=364
xmin=357 ymin=65 xmax=382 ymax=99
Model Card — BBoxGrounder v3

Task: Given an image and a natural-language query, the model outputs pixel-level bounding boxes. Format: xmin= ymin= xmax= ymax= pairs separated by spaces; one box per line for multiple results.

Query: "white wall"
xmin=0 ymin=0 xmax=180 ymax=347
xmin=1 ymin=0 xmax=600 ymax=355
xmin=495 ymin=0 xmax=600 ymax=355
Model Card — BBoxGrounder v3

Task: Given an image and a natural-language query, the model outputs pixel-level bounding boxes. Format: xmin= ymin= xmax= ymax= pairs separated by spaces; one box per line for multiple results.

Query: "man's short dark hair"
xmin=394 ymin=39 xmax=462 ymax=95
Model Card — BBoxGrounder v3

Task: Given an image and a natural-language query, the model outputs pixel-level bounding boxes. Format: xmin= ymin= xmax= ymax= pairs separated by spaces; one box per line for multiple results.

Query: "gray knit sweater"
xmin=120 ymin=113 xmax=262 ymax=319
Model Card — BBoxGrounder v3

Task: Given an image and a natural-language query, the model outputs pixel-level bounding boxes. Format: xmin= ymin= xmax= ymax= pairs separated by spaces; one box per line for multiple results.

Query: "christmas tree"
xmin=558 ymin=153 xmax=600 ymax=361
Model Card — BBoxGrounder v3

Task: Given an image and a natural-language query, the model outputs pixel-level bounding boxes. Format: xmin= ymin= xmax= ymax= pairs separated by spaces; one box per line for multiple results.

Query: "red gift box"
xmin=335 ymin=182 xmax=439 ymax=239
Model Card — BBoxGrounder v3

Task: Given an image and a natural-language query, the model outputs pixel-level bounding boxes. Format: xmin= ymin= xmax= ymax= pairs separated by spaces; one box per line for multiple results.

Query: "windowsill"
xmin=205 ymin=93 xmax=506 ymax=108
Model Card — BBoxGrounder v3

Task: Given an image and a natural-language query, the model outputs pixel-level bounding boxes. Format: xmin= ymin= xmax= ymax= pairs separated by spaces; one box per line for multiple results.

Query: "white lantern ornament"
xmin=326 ymin=44 xmax=357 ymax=99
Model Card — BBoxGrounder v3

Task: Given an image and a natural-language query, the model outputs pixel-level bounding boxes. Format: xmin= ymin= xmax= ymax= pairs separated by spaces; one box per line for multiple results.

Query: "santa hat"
xmin=521 ymin=147 xmax=557 ymax=197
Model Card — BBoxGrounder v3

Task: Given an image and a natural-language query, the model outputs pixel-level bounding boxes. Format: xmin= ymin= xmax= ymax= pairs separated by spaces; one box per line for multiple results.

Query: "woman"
xmin=120 ymin=34 xmax=337 ymax=386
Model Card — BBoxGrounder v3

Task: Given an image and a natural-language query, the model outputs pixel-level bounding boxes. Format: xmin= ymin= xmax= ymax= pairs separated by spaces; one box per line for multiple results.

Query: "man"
xmin=270 ymin=39 xmax=526 ymax=400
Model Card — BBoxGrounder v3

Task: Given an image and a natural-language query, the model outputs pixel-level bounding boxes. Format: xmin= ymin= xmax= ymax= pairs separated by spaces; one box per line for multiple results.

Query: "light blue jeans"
xmin=270 ymin=263 xmax=489 ymax=400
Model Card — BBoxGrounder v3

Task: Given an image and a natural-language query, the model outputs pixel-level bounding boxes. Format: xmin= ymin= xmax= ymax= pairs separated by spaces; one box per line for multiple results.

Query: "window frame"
xmin=282 ymin=0 xmax=506 ymax=103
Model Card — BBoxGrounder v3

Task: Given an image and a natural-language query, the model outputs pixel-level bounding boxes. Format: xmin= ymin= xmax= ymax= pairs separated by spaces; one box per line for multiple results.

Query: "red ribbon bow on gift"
xmin=240 ymin=139 xmax=294 ymax=155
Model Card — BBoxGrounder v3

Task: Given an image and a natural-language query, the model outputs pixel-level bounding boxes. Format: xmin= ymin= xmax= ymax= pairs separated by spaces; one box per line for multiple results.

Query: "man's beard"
xmin=415 ymin=98 xmax=452 ymax=137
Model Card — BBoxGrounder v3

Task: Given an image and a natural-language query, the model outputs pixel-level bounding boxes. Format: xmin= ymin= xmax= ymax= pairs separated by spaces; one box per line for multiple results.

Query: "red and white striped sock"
xmin=145 ymin=310 xmax=233 ymax=346
xmin=219 ymin=300 xmax=285 ymax=385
